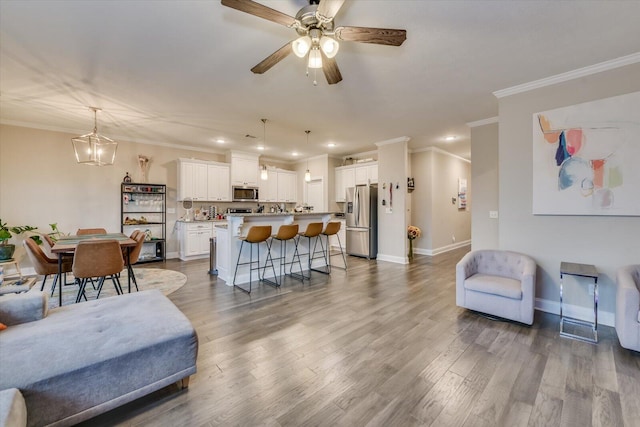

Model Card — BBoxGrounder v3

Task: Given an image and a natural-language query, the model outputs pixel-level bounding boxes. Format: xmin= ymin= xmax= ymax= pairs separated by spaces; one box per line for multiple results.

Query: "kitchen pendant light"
xmin=71 ymin=107 xmax=118 ymax=166
xmin=260 ymin=118 xmax=268 ymax=180
xmin=304 ymin=130 xmax=311 ymax=182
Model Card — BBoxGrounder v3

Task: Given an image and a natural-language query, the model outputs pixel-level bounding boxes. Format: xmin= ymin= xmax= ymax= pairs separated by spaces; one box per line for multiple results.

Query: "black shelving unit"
xmin=121 ymin=183 xmax=166 ymax=263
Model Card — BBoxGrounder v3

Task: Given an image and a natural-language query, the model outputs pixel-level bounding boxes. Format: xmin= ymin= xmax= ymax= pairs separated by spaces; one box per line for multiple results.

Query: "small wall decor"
xmin=407 ymin=177 xmax=415 ymax=192
xmin=138 ymin=155 xmax=151 ymax=183
xmin=533 ymin=91 xmax=640 ymax=216
xmin=458 ymin=178 xmax=467 ymax=209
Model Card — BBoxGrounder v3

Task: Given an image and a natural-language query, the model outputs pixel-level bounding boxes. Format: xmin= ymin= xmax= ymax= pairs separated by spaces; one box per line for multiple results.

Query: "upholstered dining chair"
xmin=73 ymin=240 xmax=124 ymax=303
xmin=124 ymin=231 xmax=146 ymax=292
xmin=23 ymin=238 xmax=73 ymax=297
xmin=76 ymin=228 xmax=107 ymax=235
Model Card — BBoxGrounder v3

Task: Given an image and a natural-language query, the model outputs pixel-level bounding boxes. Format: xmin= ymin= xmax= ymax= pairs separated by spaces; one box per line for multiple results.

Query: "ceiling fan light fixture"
xmin=319 ymin=36 xmax=339 ymax=58
xmin=292 ymin=36 xmax=312 ymax=58
xmin=308 ymin=47 xmax=322 ymax=69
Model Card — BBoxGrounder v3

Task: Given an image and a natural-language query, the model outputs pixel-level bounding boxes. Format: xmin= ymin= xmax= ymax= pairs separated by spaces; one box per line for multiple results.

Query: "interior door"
xmin=305 ymin=178 xmax=324 ymax=211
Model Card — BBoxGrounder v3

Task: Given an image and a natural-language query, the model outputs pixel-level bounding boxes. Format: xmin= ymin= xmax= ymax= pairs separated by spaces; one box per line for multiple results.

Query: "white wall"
xmin=470 ymin=122 xmax=499 ymax=249
xmin=497 ymin=62 xmax=640 ymax=325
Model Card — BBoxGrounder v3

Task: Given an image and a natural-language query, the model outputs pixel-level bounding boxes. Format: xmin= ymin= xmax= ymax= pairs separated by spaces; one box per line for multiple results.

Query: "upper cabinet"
xmin=178 ymin=158 xmax=230 ymax=201
xmin=259 ymin=168 xmax=297 ymax=203
xmin=226 ymin=151 xmax=259 ymax=187
xmin=335 ymin=162 xmax=377 ymax=202
xmin=259 ymin=168 xmax=278 ymax=202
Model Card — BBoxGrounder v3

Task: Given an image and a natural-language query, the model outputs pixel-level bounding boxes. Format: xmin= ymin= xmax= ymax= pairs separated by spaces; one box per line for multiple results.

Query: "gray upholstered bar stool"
xmin=318 ymin=221 xmax=347 ymax=274
xmin=269 ymin=224 xmax=305 ymax=283
xmin=233 ymin=225 xmax=278 ymax=293
xmin=294 ymin=222 xmax=325 ymax=280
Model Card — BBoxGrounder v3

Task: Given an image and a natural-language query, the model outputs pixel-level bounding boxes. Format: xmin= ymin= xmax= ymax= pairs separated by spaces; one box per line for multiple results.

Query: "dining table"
xmin=50 ymin=233 xmax=137 ymax=306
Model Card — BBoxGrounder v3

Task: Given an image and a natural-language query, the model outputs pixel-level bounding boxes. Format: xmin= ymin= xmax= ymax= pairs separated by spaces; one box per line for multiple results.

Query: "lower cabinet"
xmin=178 ymin=222 xmax=213 ymax=261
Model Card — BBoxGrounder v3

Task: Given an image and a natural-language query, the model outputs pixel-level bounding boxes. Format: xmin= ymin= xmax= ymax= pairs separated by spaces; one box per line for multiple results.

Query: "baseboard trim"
xmin=415 ymin=240 xmax=471 ymax=256
xmin=166 ymin=251 xmax=179 ymax=259
xmin=535 ymin=297 xmax=614 ymax=327
xmin=376 ymin=253 xmax=408 ymax=264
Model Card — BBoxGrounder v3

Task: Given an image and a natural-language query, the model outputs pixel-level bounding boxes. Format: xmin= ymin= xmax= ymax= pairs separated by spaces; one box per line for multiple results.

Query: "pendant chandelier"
xmin=304 ymin=130 xmax=311 ymax=182
xmin=71 ymin=107 xmax=118 ymax=166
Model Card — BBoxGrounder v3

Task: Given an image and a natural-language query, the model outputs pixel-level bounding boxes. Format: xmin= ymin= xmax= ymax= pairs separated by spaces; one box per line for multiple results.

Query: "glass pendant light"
xmin=305 ymin=130 xmax=311 ymax=182
xmin=319 ymin=36 xmax=339 ymax=58
xmin=71 ymin=107 xmax=118 ymax=166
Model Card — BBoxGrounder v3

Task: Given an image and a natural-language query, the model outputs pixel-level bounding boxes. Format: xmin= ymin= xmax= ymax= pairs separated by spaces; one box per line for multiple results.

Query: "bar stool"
xmin=269 ymin=224 xmax=305 ymax=284
xmin=319 ymin=221 xmax=347 ymax=274
xmin=233 ymin=225 xmax=278 ymax=293
xmin=295 ymin=222 xmax=325 ymax=279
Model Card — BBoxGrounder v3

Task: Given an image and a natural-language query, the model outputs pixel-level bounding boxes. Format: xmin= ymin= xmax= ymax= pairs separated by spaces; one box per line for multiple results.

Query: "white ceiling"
xmin=1 ymin=0 xmax=639 ymax=162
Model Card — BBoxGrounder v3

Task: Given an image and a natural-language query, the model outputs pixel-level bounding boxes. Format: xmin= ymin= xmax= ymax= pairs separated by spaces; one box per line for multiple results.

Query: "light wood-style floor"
xmin=81 ymin=247 xmax=639 ymax=427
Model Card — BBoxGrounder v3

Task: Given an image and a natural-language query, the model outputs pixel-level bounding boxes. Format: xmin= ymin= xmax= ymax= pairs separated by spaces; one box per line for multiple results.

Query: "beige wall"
xmin=0 ymin=124 xmax=224 ymax=265
xmin=497 ymin=62 xmax=640 ymax=323
xmin=409 ymin=149 xmax=471 ymax=254
xmin=470 ymin=122 xmax=499 ymax=249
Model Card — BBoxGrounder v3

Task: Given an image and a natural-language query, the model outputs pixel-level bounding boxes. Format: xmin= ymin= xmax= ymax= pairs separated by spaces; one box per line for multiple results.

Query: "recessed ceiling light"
xmin=445 ymin=136 xmax=457 ymax=141
xmin=292 ymin=152 xmax=299 ymax=157
xmin=327 ymin=143 xmax=336 ymax=147
xmin=257 ymin=146 xmax=265 ymax=150
xmin=216 ymin=139 xmax=225 ymax=144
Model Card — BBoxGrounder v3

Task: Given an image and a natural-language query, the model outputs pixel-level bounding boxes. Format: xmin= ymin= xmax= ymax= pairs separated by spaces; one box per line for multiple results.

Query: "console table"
xmin=560 ymin=261 xmax=598 ymax=343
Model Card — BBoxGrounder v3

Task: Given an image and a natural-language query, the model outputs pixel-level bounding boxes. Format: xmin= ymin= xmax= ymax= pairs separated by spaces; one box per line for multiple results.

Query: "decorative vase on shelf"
xmin=138 ymin=155 xmax=150 ymax=183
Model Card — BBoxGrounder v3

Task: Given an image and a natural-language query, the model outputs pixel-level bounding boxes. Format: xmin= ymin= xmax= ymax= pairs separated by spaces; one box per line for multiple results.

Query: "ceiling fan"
xmin=220 ymin=0 xmax=407 ymax=85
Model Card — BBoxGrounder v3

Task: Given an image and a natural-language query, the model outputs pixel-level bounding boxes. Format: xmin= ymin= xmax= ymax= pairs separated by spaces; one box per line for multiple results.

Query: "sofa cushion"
xmin=464 ymin=273 xmax=523 ymax=300
xmin=0 ymin=292 xmax=48 ymax=326
xmin=0 ymin=289 xmax=198 ymax=427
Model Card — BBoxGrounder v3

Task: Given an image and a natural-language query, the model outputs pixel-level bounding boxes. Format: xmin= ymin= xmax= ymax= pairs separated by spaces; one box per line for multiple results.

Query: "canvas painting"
xmin=533 ymin=91 xmax=640 ymax=216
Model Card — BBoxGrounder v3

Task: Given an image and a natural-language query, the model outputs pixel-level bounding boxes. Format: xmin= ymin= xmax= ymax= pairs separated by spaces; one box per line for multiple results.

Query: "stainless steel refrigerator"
xmin=345 ymin=184 xmax=378 ymax=259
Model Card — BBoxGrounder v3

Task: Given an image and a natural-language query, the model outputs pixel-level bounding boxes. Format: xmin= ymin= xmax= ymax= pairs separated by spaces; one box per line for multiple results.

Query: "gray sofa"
xmin=615 ymin=264 xmax=640 ymax=352
xmin=456 ymin=249 xmax=537 ymax=325
xmin=0 ymin=289 xmax=198 ymax=427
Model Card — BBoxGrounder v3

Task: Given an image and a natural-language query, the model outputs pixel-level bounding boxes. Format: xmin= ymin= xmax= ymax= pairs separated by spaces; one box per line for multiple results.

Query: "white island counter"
xmin=215 ymin=212 xmax=339 ymax=285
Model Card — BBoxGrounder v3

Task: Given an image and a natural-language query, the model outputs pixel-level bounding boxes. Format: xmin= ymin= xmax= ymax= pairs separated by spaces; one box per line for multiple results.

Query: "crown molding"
xmin=493 ymin=52 xmax=640 ymax=98
xmin=466 ymin=117 xmax=498 ymax=128
xmin=410 ymin=146 xmax=471 ymax=164
xmin=374 ymin=136 xmax=410 ymax=147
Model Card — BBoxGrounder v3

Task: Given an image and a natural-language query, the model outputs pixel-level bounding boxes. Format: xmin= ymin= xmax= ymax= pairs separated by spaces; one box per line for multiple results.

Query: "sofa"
xmin=456 ymin=249 xmax=537 ymax=325
xmin=0 ymin=289 xmax=198 ymax=427
xmin=615 ymin=264 xmax=640 ymax=352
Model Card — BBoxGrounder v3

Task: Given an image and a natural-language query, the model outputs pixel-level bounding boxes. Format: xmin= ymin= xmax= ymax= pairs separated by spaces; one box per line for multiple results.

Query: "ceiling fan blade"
xmin=316 ymin=0 xmax=345 ymax=21
xmin=335 ymin=26 xmax=407 ymax=46
xmin=321 ymin=50 xmax=342 ymax=85
xmin=221 ymin=0 xmax=296 ymax=27
xmin=250 ymin=42 xmax=293 ymax=74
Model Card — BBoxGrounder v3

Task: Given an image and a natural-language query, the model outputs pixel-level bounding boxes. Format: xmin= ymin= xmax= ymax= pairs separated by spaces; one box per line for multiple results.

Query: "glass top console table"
xmin=560 ymin=261 xmax=598 ymax=343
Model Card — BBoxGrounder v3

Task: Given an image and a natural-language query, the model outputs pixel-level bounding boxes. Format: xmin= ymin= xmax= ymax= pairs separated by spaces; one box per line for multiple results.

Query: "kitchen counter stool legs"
xmin=233 ymin=226 xmax=278 ymax=293
xmin=293 ymin=222 xmax=325 ymax=280
xmin=270 ymin=224 xmax=304 ymax=284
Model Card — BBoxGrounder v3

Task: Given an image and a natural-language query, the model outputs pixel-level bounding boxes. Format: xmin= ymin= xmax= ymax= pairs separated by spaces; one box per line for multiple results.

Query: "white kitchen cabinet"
xmin=227 ymin=151 xmax=259 ymax=187
xmin=259 ymin=168 xmax=278 ymax=202
xmin=334 ymin=168 xmax=344 ymax=202
xmin=207 ymin=163 xmax=230 ymax=201
xmin=178 ymin=221 xmax=214 ymax=261
xmin=277 ymin=170 xmax=297 ymax=203
xmin=178 ymin=160 xmax=207 ymax=201
xmin=355 ymin=163 xmax=378 ymax=185
xmin=366 ymin=163 xmax=378 ymax=184
xmin=335 ymin=163 xmax=377 ymax=202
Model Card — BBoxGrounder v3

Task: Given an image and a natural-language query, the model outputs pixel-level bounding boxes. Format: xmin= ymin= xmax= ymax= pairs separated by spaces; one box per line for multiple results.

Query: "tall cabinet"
xmin=121 ymin=183 xmax=166 ymax=263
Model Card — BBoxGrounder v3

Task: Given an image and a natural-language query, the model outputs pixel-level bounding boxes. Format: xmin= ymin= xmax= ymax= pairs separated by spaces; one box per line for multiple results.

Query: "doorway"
xmin=305 ymin=178 xmax=325 ymax=211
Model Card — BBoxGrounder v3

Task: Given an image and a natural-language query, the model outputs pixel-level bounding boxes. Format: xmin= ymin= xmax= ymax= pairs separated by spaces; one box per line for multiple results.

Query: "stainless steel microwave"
xmin=232 ymin=186 xmax=259 ymax=202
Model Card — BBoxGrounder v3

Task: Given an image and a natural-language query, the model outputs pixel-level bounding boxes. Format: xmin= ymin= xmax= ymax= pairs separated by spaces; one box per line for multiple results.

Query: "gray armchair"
xmin=456 ymin=249 xmax=537 ymax=325
xmin=615 ymin=265 xmax=640 ymax=352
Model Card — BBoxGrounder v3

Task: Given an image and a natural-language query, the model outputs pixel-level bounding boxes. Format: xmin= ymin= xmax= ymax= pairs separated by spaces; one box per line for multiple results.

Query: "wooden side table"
xmin=560 ymin=261 xmax=598 ymax=343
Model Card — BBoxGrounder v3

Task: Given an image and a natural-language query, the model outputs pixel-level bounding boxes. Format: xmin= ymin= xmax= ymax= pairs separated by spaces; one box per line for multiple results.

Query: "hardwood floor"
xmin=80 ymin=247 xmax=639 ymax=427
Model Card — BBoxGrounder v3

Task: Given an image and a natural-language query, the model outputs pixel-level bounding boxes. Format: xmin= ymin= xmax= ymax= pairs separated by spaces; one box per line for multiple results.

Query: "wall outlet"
xmin=489 ymin=210 xmax=498 ymax=219
xmin=385 ymin=208 xmax=393 ymax=214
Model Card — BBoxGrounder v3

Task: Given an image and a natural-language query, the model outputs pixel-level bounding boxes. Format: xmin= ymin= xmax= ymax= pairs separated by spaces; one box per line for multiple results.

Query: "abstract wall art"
xmin=533 ymin=91 xmax=640 ymax=216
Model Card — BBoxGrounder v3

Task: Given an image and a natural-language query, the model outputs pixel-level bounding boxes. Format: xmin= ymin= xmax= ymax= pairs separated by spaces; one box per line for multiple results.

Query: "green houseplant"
xmin=0 ymin=219 xmax=37 ymax=260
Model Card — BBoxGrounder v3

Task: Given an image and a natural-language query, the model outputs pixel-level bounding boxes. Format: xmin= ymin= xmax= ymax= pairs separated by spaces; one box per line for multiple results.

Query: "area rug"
xmin=31 ymin=268 xmax=187 ymax=309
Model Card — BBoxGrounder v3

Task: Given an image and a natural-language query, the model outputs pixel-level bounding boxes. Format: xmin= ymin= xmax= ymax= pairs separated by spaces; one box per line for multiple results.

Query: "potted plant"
xmin=0 ymin=219 xmax=37 ymax=261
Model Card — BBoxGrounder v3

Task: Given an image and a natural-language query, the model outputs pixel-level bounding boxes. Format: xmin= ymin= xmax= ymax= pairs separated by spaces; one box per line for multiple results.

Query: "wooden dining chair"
xmin=23 ymin=238 xmax=73 ymax=296
xmin=76 ymin=228 xmax=107 ymax=235
xmin=73 ymin=240 xmax=124 ymax=303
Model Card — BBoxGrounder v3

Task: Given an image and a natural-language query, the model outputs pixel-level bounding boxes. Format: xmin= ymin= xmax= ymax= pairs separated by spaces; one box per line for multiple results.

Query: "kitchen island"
xmin=215 ymin=212 xmax=339 ymax=285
